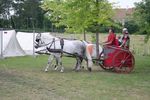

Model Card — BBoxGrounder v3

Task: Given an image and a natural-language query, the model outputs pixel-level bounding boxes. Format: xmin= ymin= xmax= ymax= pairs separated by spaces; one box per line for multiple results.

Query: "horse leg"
xmin=60 ymin=61 xmax=64 ymax=73
xmin=85 ymin=47 xmax=93 ymax=72
xmin=55 ymin=54 xmax=64 ymax=73
xmin=73 ymin=57 xmax=78 ymax=70
xmin=75 ymin=57 xmax=82 ymax=71
xmin=86 ymin=59 xmax=93 ymax=72
xmin=80 ymin=57 xmax=84 ymax=69
xmin=45 ymin=54 xmax=54 ymax=72
xmin=54 ymin=55 xmax=59 ymax=71
xmin=58 ymin=56 xmax=64 ymax=73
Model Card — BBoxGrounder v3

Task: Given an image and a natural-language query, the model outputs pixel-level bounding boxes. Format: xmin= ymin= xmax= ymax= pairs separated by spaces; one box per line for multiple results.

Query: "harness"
xmin=35 ymin=37 xmax=64 ymax=54
xmin=47 ymin=38 xmax=64 ymax=54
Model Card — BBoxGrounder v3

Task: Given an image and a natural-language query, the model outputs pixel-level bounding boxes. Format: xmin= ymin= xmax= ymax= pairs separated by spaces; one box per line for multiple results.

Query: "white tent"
xmin=17 ymin=32 xmax=37 ymax=55
xmin=0 ymin=30 xmax=26 ymax=57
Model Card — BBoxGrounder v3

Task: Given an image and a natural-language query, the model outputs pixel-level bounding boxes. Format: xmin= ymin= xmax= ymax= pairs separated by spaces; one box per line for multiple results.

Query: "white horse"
xmin=34 ymin=33 xmax=90 ymax=72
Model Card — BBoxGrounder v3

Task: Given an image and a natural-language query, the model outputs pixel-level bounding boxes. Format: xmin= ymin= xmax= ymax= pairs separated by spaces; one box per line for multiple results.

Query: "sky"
xmin=108 ymin=0 xmax=142 ymax=8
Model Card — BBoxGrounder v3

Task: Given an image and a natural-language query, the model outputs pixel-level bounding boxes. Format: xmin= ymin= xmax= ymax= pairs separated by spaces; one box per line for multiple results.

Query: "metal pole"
xmin=0 ymin=28 xmax=3 ymax=59
xmin=33 ymin=30 xmax=35 ymax=57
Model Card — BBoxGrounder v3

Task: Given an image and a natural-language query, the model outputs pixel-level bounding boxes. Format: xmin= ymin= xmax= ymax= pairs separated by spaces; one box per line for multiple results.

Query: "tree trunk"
xmin=96 ymin=32 xmax=99 ymax=58
xmin=83 ymin=29 xmax=86 ymax=41
xmin=96 ymin=0 xmax=99 ymax=59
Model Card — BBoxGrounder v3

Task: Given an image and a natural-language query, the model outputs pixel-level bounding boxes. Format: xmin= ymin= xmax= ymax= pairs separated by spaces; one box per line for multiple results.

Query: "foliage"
xmin=124 ymin=19 xmax=139 ymax=34
xmin=134 ymin=0 xmax=150 ymax=42
xmin=41 ymin=0 xmax=114 ymax=33
xmin=0 ymin=0 xmax=54 ymax=31
xmin=0 ymin=0 xmax=13 ymax=18
xmin=0 ymin=0 xmax=13 ymax=28
xmin=12 ymin=0 xmax=44 ymax=29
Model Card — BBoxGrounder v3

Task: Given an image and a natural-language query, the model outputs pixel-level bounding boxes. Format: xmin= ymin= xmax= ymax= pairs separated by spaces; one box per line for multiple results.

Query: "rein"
xmin=35 ymin=39 xmax=60 ymax=48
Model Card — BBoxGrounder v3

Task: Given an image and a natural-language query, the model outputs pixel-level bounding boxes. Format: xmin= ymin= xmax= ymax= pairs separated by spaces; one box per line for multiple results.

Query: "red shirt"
xmin=106 ymin=32 xmax=116 ymax=46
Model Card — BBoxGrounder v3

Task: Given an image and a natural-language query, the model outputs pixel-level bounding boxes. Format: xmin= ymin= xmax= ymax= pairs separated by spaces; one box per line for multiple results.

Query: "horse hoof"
xmin=88 ymin=68 xmax=92 ymax=72
xmin=54 ymin=68 xmax=58 ymax=71
xmin=60 ymin=70 xmax=64 ymax=73
xmin=75 ymin=69 xmax=80 ymax=72
xmin=81 ymin=66 xmax=84 ymax=69
xmin=45 ymin=69 xmax=48 ymax=72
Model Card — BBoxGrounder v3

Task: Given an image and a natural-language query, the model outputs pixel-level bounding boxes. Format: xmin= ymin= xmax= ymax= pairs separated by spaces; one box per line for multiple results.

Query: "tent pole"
xmin=0 ymin=28 xmax=3 ymax=59
xmin=33 ymin=30 xmax=36 ymax=57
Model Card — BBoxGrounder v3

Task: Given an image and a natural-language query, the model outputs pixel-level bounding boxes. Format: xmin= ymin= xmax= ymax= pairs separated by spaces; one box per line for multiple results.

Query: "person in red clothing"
xmin=99 ymin=28 xmax=118 ymax=60
xmin=119 ymin=28 xmax=130 ymax=49
xmin=103 ymin=28 xmax=118 ymax=46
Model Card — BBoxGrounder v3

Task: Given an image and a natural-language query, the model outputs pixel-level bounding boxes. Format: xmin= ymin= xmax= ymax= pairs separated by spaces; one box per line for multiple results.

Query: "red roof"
xmin=113 ymin=8 xmax=135 ymax=21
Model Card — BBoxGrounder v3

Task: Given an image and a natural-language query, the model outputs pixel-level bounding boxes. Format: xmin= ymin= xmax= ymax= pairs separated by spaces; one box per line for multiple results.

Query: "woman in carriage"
xmin=118 ymin=28 xmax=130 ymax=49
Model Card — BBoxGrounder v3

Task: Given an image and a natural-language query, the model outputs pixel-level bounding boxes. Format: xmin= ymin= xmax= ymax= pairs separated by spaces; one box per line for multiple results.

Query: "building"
xmin=113 ymin=8 xmax=135 ymax=26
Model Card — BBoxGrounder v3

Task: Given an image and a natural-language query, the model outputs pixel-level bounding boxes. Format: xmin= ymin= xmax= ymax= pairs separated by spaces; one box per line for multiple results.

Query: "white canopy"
xmin=0 ymin=30 xmax=26 ymax=57
xmin=16 ymin=32 xmax=37 ymax=55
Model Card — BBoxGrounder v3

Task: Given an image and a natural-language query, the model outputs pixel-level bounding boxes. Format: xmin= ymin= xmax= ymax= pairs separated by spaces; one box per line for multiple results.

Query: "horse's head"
xmin=34 ymin=33 xmax=45 ymax=48
xmin=34 ymin=33 xmax=57 ymax=49
xmin=35 ymin=33 xmax=41 ymax=43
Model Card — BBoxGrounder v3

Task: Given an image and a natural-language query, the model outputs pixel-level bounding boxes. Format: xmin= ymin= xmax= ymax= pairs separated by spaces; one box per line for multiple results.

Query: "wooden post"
xmin=83 ymin=29 xmax=86 ymax=41
xmin=0 ymin=28 xmax=3 ymax=59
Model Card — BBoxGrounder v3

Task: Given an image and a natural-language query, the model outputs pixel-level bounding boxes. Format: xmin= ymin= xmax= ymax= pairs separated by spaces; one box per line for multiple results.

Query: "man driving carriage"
xmin=103 ymin=27 xmax=118 ymax=46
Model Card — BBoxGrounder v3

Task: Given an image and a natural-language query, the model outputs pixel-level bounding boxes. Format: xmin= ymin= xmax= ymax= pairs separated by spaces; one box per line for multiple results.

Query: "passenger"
xmin=119 ymin=28 xmax=130 ymax=49
xmin=103 ymin=27 xmax=118 ymax=46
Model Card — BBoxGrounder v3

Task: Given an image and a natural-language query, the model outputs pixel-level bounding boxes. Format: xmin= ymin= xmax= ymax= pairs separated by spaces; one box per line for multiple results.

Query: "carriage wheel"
xmin=98 ymin=60 xmax=113 ymax=71
xmin=112 ymin=51 xmax=135 ymax=73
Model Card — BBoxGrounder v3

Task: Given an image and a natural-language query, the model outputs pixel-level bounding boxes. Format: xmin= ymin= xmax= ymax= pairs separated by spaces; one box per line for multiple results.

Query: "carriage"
xmin=96 ymin=45 xmax=135 ymax=73
xmin=45 ymin=43 xmax=135 ymax=74
xmin=35 ymin=33 xmax=135 ymax=73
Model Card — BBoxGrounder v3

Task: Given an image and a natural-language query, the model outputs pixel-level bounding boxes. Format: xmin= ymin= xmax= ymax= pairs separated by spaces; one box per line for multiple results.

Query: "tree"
xmin=0 ymin=0 xmax=14 ymax=28
xmin=42 ymin=0 xmax=113 ymax=57
xmin=12 ymin=0 xmax=44 ymax=29
xmin=42 ymin=0 xmax=113 ymax=33
xmin=134 ymin=0 xmax=150 ymax=42
xmin=124 ymin=19 xmax=139 ymax=34
xmin=0 ymin=0 xmax=13 ymax=18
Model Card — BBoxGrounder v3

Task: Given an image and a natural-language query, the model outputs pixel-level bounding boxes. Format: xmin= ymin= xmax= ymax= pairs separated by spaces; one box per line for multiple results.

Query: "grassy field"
xmin=0 ymin=55 xmax=150 ymax=100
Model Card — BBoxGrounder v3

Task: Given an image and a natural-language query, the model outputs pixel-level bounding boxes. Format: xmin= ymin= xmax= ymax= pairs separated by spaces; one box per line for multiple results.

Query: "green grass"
xmin=0 ymin=55 xmax=150 ymax=100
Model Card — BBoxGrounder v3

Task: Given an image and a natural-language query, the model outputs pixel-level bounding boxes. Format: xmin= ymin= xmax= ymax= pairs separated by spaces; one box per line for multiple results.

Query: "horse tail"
xmin=85 ymin=44 xmax=94 ymax=69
